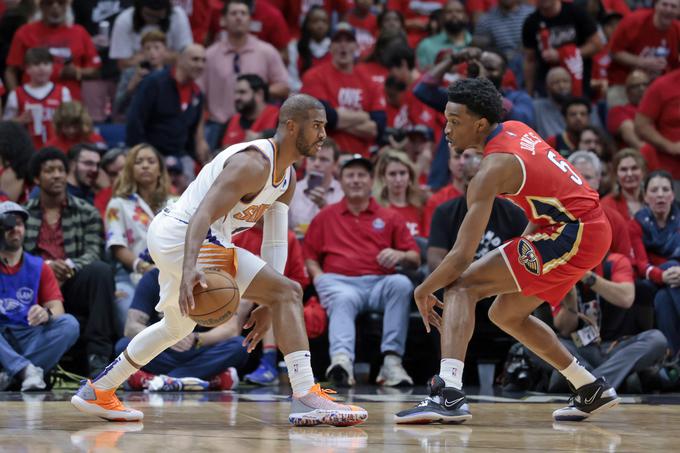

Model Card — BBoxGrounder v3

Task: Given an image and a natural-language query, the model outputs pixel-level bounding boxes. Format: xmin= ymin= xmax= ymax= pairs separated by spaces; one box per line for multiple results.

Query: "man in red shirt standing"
xmin=222 ymin=74 xmax=280 ymax=147
xmin=301 ymin=23 xmax=386 ymax=156
xmin=304 ymin=156 xmax=420 ymax=387
xmin=635 ymin=67 xmax=680 ymax=184
xmin=5 ymin=0 xmax=101 ymax=101
xmin=607 ymin=0 xmax=680 ymax=107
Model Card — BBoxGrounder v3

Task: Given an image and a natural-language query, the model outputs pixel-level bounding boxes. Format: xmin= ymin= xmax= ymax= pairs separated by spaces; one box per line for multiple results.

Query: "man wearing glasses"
xmin=5 ymin=0 xmax=101 ymax=101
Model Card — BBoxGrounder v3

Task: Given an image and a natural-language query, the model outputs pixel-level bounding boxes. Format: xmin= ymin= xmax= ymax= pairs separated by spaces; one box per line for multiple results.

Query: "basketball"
xmin=189 ymin=269 xmax=240 ymax=327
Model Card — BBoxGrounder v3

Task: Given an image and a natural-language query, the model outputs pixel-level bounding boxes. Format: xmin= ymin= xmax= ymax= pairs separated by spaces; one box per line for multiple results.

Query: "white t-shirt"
xmin=109 ymin=6 xmax=193 ymax=59
xmin=2 ymin=83 xmax=71 ymax=120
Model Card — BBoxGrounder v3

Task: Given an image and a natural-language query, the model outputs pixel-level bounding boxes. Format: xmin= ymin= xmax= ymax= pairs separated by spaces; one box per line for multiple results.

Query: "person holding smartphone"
xmin=289 ymin=138 xmax=344 ymax=235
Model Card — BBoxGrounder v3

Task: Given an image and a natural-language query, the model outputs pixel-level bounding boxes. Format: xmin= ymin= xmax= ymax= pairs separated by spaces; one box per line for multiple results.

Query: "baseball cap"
xmin=165 ymin=155 xmax=184 ymax=174
xmin=0 ymin=201 xmax=29 ymax=221
xmin=340 ymin=153 xmax=372 ymax=173
xmin=331 ymin=22 xmax=357 ymax=42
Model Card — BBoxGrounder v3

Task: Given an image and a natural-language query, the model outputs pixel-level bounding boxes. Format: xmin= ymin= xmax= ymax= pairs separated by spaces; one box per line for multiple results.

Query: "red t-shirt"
xmin=222 ymin=104 xmax=280 ymax=147
xmin=262 ymin=0 xmax=351 ymax=39
xmin=386 ymin=0 xmax=447 ymax=48
xmin=601 ymin=194 xmax=634 ymax=221
xmin=232 ymin=225 xmax=309 ymax=287
xmin=347 ymin=10 xmax=378 ymax=55
xmin=606 ymin=103 xmax=636 ymax=137
xmin=629 ymin=218 xmax=665 ymax=284
xmin=387 ymin=204 xmax=423 ymax=237
xmin=603 ymin=203 xmax=633 ymax=259
xmin=250 ymin=0 xmax=292 ymax=50
xmin=45 ymin=131 xmax=105 ymax=154
xmin=303 ymin=197 xmax=419 ymax=276
xmin=191 ymin=0 xmax=224 ymax=44
xmin=422 ymin=185 xmax=463 ymax=238
xmin=601 ymin=0 xmax=631 ymax=16
xmin=592 ymin=252 xmax=634 ymax=284
xmin=6 ymin=21 xmax=101 ymax=100
xmin=301 ymin=61 xmax=385 ymax=156
xmin=355 ymin=61 xmax=389 ymax=90
xmin=608 ymin=9 xmax=680 ymax=85
xmin=637 ymin=68 xmax=680 ymax=179
xmin=0 ymin=258 xmax=63 ymax=304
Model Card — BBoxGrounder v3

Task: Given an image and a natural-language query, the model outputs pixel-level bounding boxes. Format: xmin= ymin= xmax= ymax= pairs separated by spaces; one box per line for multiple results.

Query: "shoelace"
xmin=309 ymin=384 xmax=337 ymax=401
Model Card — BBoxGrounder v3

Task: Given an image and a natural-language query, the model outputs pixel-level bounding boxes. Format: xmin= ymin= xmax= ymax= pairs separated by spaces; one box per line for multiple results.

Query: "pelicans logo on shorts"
xmin=517 ymin=239 xmax=541 ymax=276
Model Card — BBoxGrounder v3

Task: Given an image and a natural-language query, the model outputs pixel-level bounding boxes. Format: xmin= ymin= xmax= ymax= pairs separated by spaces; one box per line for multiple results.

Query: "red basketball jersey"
xmin=16 ymin=83 xmax=66 ymax=148
xmin=484 ymin=121 xmax=601 ymax=226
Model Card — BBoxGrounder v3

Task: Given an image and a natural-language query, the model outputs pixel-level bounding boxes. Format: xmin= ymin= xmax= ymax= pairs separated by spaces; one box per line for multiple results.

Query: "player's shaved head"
xmin=278 ymin=94 xmax=325 ymax=125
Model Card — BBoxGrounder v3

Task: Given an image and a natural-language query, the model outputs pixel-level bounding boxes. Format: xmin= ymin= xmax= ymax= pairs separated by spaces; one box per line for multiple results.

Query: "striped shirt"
xmin=474 ymin=4 xmax=535 ymax=59
xmin=23 ymin=195 xmax=104 ymax=271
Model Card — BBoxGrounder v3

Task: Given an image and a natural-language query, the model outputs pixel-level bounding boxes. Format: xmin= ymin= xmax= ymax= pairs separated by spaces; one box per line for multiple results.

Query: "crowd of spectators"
xmin=0 ymin=0 xmax=679 ymax=393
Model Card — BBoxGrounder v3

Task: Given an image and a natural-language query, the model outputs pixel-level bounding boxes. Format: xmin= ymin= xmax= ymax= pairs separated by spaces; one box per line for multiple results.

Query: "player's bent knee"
xmin=444 ymin=279 xmax=481 ymax=303
xmin=487 ymin=299 xmax=517 ymax=329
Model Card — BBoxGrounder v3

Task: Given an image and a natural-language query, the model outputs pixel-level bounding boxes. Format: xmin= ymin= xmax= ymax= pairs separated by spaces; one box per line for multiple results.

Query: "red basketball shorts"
xmin=498 ymin=211 xmax=612 ymax=309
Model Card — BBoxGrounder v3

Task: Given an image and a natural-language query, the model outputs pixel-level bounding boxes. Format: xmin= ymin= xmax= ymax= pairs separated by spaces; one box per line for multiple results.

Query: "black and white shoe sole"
xmin=553 ymin=397 xmax=621 ymax=422
xmin=394 ymin=411 xmax=472 ymax=425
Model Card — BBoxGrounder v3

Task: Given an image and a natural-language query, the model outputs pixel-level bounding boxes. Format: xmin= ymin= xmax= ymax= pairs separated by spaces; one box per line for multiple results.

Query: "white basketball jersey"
xmin=166 ymin=139 xmax=292 ymax=246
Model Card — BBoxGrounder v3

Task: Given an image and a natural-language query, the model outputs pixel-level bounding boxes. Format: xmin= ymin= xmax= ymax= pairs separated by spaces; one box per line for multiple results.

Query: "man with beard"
xmin=24 ymin=147 xmax=117 ymax=378
xmin=0 ymin=201 xmax=79 ymax=392
xmin=533 ymin=67 xmax=603 ymax=138
xmin=126 ymin=44 xmax=210 ymax=177
xmin=221 ymin=74 xmax=280 ymax=148
xmin=72 ymin=94 xmax=369 ymax=427
xmin=416 ymin=0 xmax=472 ymax=70
xmin=546 ymin=97 xmax=592 ymax=158
xmin=66 ymin=144 xmax=102 ymax=205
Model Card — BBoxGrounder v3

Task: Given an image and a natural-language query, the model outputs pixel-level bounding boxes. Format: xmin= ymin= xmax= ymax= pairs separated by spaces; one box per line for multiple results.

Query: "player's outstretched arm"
xmin=178 ymin=150 xmax=270 ymax=316
xmin=417 ymin=153 xmax=522 ymax=296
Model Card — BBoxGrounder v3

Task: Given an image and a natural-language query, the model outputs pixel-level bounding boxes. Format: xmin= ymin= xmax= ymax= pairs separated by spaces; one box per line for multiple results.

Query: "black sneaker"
xmin=394 ymin=375 xmax=472 ymax=424
xmin=553 ymin=377 xmax=620 ymax=421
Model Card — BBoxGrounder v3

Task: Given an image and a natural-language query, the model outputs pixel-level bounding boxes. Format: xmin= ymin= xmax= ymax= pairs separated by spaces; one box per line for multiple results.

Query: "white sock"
xmin=559 ymin=358 xmax=596 ymax=389
xmin=284 ymin=350 xmax=315 ymax=396
xmin=439 ymin=358 xmax=464 ymax=390
xmin=92 ymin=353 xmax=138 ymax=390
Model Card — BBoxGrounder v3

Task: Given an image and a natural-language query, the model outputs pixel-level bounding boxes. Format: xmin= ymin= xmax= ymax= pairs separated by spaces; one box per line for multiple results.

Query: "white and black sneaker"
xmin=553 ymin=377 xmax=621 ymax=422
xmin=394 ymin=375 xmax=472 ymax=424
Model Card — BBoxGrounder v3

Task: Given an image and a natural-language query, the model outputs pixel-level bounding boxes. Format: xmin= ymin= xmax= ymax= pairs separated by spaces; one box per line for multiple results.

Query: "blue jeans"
xmin=654 ymin=260 xmax=680 ymax=355
xmin=314 ymin=273 xmax=413 ymax=362
xmin=0 ymin=315 xmax=80 ymax=378
xmin=115 ymin=335 xmax=248 ymax=379
xmin=114 ymin=268 xmax=135 ymax=337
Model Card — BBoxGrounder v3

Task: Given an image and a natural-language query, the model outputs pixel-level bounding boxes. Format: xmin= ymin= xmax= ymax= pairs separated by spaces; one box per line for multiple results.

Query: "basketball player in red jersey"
xmin=395 ymin=78 xmax=620 ymax=424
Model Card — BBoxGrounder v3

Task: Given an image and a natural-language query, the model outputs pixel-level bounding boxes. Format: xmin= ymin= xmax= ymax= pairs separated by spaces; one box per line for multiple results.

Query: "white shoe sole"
xmin=394 ymin=411 xmax=472 ymax=425
xmin=289 ymin=409 xmax=368 ymax=427
xmin=553 ymin=397 xmax=621 ymax=422
xmin=71 ymin=395 xmax=144 ymax=422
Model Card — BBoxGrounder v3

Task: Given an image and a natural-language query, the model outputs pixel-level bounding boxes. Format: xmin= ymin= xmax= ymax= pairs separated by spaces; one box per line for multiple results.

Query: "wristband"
xmin=46 ymin=308 xmax=53 ymax=322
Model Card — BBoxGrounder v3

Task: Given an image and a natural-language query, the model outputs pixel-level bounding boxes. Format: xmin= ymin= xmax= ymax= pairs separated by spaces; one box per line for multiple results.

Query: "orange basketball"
xmin=190 ymin=269 xmax=240 ymax=327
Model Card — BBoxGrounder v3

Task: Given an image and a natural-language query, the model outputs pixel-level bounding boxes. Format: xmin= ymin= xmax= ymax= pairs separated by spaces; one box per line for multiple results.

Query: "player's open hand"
xmin=242 ymin=305 xmax=272 ymax=353
xmin=414 ymin=285 xmax=443 ymax=333
xmin=178 ymin=268 xmax=207 ymax=317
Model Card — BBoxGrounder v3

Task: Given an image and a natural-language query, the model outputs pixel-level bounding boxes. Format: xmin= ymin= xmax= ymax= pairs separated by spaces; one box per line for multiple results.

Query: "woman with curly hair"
xmin=373 ymin=149 xmax=424 ymax=236
xmin=105 ymin=143 xmax=172 ymax=332
xmin=0 ymin=120 xmax=34 ymax=203
xmin=45 ymin=101 xmax=105 ymax=153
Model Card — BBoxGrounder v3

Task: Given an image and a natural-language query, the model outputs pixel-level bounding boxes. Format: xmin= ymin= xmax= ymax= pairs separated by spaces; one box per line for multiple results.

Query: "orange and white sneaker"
xmin=71 ymin=380 xmax=144 ymax=422
xmin=289 ymin=384 xmax=368 ymax=427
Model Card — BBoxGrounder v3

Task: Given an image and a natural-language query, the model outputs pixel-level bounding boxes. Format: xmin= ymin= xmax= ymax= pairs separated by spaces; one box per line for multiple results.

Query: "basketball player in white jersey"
xmin=71 ymin=94 xmax=368 ymax=427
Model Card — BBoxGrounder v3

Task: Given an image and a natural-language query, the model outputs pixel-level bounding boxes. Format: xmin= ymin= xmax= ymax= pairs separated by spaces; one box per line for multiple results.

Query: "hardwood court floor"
xmin=0 ymin=389 xmax=677 ymax=452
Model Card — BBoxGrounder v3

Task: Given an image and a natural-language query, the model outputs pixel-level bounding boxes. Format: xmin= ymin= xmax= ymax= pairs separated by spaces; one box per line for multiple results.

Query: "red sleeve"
xmin=391 ymin=213 xmax=420 ymax=252
xmin=38 ymin=262 xmax=64 ymax=305
xmin=607 ymin=253 xmax=634 ymax=284
xmin=78 ymin=26 xmax=102 ymax=69
xmin=609 ymin=15 xmax=635 ymax=54
xmin=300 ymin=68 xmax=327 ymax=101
xmin=629 ymin=218 xmax=663 ymax=283
xmin=267 ymin=11 xmax=291 ymax=49
xmin=6 ymin=26 xmax=28 ymax=67
xmin=302 ymin=212 xmax=324 ymax=262
xmin=605 ymin=207 xmax=633 ymax=258
xmin=638 ymin=79 xmax=663 ymax=121
xmin=602 ymin=0 xmax=630 ymax=16
xmin=284 ymin=231 xmax=310 ymax=288
xmin=606 ymin=106 xmax=632 ymax=135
